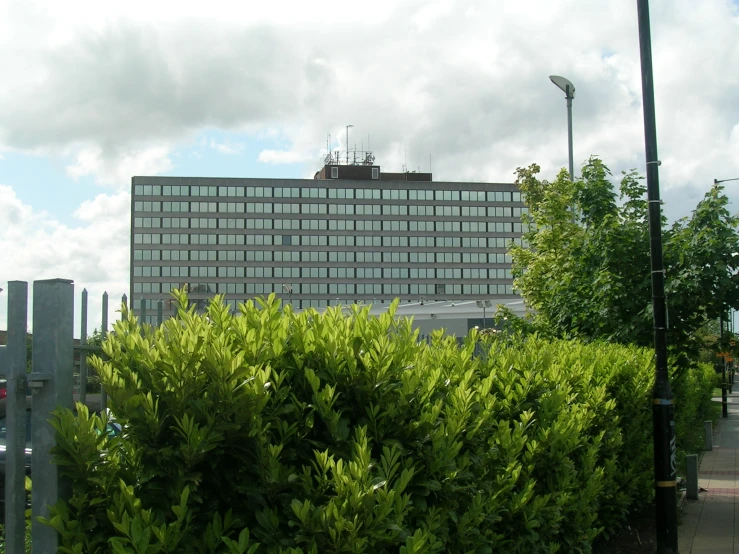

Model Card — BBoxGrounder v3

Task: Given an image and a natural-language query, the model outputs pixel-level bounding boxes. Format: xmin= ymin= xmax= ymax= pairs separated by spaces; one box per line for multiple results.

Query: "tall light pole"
xmin=636 ymin=1 xmax=678 ymax=552
xmin=549 ymin=75 xmax=576 ymax=180
xmin=346 ymin=125 xmax=354 ymax=165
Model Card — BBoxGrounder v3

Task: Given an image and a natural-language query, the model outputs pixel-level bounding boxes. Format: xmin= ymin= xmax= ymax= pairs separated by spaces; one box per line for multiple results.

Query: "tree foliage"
xmin=510 ymin=157 xmax=739 ymax=362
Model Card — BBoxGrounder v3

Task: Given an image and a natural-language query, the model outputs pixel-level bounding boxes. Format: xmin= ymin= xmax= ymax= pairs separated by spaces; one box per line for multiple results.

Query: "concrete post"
xmin=140 ymin=297 xmax=147 ymax=326
xmin=6 ymin=281 xmax=28 ymax=553
xmin=704 ymin=421 xmax=713 ymax=451
xmin=101 ymin=292 xmax=109 ymax=414
xmin=79 ymin=288 xmax=88 ymax=403
xmin=686 ymin=454 xmax=698 ymax=500
xmin=31 ymin=278 xmax=74 ymax=554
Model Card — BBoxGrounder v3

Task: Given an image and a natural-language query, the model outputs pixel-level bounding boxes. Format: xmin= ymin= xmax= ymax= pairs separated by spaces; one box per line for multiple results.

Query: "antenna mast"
xmin=346 ymin=125 xmax=354 ymax=165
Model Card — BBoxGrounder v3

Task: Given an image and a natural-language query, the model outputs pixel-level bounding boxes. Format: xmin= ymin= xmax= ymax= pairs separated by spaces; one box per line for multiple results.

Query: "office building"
xmin=130 ymin=160 xmax=526 ymax=326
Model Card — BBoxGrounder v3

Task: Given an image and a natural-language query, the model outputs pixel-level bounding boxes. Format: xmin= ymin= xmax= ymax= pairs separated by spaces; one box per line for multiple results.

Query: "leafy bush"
xmin=44 ymin=292 xmax=660 ymax=553
xmin=672 ymin=362 xmax=720 ymax=472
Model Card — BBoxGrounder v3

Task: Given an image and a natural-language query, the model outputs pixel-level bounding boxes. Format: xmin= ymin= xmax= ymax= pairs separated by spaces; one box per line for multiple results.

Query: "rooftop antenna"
xmin=430 ymin=154 xmax=432 ymax=174
xmin=346 ymin=125 xmax=353 ymax=165
xmin=324 ymin=134 xmax=334 ymax=164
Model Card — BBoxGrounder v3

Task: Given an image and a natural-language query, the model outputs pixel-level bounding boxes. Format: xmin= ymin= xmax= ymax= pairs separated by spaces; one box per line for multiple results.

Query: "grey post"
xmin=31 ymin=278 xmax=74 ymax=554
xmin=157 ymin=299 xmax=163 ymax=326
xmin=101 ymin=292 xmax=109 ymax=414
xmin=549 ymin=75 xmax=575 ymax=181
xmin=79 ymin=288 xmax=88 ymax=403
xmin=140 ymin=296 xmax=147 ymax=326
xmin=6 ymin=281 xmax=28 ymax=553
xmin=566 ymin=92 xmax=574 ymax=181
xmin=704 ymin=421 xmax=712 ymax=451
xmin=686 ymin=454 xmax=698 ymax=500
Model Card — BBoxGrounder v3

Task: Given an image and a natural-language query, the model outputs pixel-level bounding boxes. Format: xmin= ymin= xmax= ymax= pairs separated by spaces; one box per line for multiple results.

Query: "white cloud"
xmin=0 ymin=185 xmax=130 ymax=334
xmin=258 ymin=149 xmax=312 ymax=164
xmin=66 ymin=145 xmax=174 ymax=187
xmin=209 ymin=139 xmax=244 ymax=155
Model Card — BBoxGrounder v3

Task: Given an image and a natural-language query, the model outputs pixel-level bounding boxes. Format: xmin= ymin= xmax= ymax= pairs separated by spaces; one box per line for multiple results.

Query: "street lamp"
xmin=476 ymin=300 xmax=492 ymax=329
xmin=549 ymin=75 xmax=576 ymax=181
xmin=715 ymin=177 xmax=739 ymax=185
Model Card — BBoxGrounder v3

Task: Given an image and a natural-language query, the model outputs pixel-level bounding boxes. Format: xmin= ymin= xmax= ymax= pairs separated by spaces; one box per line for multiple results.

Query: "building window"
xmin=372 ymin=167 xmax=379 ymax=179
xmin=331 ymin=167 xmax=339 ymax=178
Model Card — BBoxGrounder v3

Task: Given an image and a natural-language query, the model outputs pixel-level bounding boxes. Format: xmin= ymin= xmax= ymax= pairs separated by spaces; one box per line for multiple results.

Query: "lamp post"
xmin=476 ymin=300 xmax=492 ymax=329
xmin=714 ymin=177 xmax=739 ymax=186
xmin=549 ymin=75 xmax=576 ymax=181
xmin=636 ymin=1 xmax=678 ymax=551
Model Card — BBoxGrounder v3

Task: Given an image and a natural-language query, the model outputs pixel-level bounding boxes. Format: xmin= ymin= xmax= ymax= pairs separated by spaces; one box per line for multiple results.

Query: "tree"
xmin=510 ymin=157 xmax=739 ymax=362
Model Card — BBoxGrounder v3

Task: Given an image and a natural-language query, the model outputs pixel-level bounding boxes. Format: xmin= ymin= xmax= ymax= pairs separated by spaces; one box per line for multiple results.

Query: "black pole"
xmin=636 ymin=1 xmax=678 ymax=552
xmin=721 ymin=314 xmax=728 ymax=416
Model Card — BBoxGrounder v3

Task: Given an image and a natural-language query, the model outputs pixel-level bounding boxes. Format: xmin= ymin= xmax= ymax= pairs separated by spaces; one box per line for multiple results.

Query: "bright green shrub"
xmin=44 ymin=292 xmax=660 ymax=553
xmin=672 ymin=362 xmax=719 ymax=472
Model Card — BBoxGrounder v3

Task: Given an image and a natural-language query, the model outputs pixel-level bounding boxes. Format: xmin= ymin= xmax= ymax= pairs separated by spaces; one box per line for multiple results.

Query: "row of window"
xmin=136 ymin=250 xmax=516 ymax=265
xmin=134 ymin=233 xmax=527 ymax=249
xmin=134 ymin=265 xmax=512 ymax=282
xmin=133 ymin=282 xmax=515 ymax=299
xmin=134 ymin=233 xmax=526 ymax=248
xmin=134 ymin=264 xmax=515 ymax=280
xmin=134 ymin=184 xmax=523 ymax=203
xmin=135 ymin=201 xmax=528 ymax=218
xmin=135 ymin=217 xmax=526 ymax=233
xmin=133 ymin=250 xmax=510 ymax=266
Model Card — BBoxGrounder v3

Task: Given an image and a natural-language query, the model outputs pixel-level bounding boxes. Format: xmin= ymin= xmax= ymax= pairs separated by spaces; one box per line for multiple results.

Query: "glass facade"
xmin=130 ymin=176 xmax=526 ymax=322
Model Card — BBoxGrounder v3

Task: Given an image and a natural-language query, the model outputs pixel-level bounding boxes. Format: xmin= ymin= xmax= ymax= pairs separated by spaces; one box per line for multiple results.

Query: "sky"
xmin=1 ymin=0 xmax=738 ymax=335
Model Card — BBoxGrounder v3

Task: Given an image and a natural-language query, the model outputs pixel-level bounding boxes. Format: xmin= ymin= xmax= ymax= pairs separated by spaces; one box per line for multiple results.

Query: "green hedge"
xmin=45 ymin=293 xmax=659 ymax=554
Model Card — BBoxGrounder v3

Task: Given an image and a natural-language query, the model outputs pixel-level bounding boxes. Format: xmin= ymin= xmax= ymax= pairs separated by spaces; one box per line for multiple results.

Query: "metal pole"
xmin=566 ymin=90 xmax=574 ymax=181
xmin=101 ymin=291 xmax=109 ymax=414
xmin=636 ymin=1 xmax=678 ymax=551
xmin=31 ymin=278 xmax=74 ymax=554
xmin=722 ymin=314 xmax=728 ymax=417
xmin=345 ymin=124 xmax=353 ymax=165
xmin=6 ymin=281 xmax=28 ymax=553
xmin=79 ymin=288 xmax=88 ymax=403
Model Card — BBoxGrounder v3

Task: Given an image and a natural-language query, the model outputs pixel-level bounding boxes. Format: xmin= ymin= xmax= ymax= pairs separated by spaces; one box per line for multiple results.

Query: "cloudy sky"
xmin=1 ymin=0 xmax=738 ymax=334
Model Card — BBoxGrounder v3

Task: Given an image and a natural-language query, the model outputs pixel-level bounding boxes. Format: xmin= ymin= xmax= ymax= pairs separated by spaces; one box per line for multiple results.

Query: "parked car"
xmin=0 ymin=394 xmax=119 ymax=519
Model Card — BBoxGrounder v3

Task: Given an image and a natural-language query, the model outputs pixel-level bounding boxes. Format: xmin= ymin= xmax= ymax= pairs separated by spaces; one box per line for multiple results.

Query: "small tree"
xmin=511 ymin=157 xmax=739 ymax=363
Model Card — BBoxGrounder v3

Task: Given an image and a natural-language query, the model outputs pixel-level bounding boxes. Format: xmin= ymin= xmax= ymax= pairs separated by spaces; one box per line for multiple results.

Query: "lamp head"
xmin=549 ymin=75 xmax=575 ymax=99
